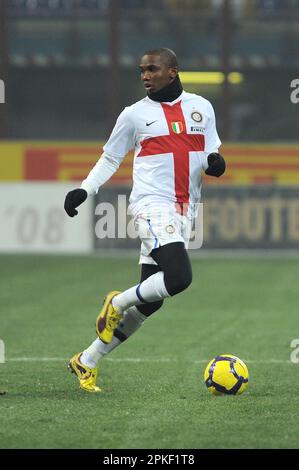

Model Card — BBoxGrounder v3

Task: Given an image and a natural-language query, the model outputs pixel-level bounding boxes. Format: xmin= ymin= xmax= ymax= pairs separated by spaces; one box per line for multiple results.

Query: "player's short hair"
xmin=142 ymin=48 xmax=179 ymax=69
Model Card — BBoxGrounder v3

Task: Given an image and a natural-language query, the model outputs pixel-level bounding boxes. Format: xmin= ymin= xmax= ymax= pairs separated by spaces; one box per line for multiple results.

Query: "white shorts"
xmin=133 ymin=203 xmax=192 ymax=265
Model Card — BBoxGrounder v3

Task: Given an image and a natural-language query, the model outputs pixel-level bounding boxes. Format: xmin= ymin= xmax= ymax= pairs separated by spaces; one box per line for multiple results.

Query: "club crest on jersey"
xmin=191 ymin=111 xmax=202 ymax=123
xmin=171 ymin=122 xmax=184 ymax=134
xmin=165 ymin=225 xmax=175 ymax=234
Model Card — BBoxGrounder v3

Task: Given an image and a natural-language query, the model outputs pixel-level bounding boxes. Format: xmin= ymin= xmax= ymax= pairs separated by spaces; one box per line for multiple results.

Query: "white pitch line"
xmin=6 ymin=357 xmax=172 ymax=363
xmin=7 ymin=357 xmax=67 ymax=362
xmin=4 ymin=357 xmax=294 ymax=364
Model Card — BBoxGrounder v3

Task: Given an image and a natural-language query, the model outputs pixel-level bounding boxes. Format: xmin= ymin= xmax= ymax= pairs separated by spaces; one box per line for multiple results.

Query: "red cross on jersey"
xmin=92 ymin=91 xmax=221 ymax=217
xmin=138 ymin=101 xmax=205 ymax=213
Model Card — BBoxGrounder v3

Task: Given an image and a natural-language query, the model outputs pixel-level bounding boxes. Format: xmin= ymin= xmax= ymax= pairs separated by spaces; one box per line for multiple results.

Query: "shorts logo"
xmin=191 ymin=111 xmax=202 ymax=123
xmin=165 ymin=225 xmax=175 ymax=234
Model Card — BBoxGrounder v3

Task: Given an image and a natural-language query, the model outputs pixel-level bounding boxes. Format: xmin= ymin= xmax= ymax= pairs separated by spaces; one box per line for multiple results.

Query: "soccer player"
xmin=64 ymin=48 xmax=225 ymax=392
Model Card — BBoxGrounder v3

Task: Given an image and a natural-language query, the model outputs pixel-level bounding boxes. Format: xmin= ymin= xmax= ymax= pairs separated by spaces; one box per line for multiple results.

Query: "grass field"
xmin=0 ymin=254 xmax=299 ymax=449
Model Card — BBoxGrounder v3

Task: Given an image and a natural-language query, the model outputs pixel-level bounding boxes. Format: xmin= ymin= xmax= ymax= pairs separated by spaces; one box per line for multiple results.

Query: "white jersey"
xmin=82 ymin=91 xmax=221 ymax=217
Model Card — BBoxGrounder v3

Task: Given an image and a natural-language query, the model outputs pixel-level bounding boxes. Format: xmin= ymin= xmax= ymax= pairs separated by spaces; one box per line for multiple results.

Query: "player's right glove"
xmin=64 ymin=188 xmax=88 ymax=217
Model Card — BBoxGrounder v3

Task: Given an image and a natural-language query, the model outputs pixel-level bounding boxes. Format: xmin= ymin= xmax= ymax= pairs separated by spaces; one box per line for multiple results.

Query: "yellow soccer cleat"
xmin=96 ymin=291 xmax=122 ymax=344
xmin=68 ymin=352 xmax=101 ymax=393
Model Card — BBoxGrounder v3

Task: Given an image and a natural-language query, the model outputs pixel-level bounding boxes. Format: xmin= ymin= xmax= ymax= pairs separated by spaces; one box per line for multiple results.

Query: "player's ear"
xmin=169 ymin=68 xmax=178 ymax=80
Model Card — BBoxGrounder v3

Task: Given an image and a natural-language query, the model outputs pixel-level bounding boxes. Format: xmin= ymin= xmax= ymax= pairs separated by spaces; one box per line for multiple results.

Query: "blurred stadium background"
xmin=1 ymin=0 xmax=299 ymax=450
xmin=0 ymin=0 xmax=299 ymax=253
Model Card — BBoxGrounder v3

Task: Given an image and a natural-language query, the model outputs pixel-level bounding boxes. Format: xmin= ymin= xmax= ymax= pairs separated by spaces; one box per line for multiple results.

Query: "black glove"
xmin=64 ymin=188 xmax=88 ymax=217
xmin=205 ymin=152 xmax=226 ymax=177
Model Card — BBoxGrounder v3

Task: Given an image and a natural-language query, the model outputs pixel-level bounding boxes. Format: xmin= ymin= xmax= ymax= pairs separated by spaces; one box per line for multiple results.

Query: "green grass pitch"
xmin=0 ymin=254 xmax=299 ymax=449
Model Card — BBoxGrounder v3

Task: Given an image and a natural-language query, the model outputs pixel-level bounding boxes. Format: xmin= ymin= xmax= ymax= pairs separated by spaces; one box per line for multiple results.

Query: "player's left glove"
xmin=64 ymin=188 xmax=87 ymax=217
xmin=205 ymin=152 xmax=226 ymax=177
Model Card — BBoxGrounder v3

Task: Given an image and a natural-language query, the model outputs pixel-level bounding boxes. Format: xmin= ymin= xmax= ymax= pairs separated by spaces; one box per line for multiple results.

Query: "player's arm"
xmin=64 ymin=108 xmax=135 ymax=217
xmin=201 ymin=101 xmax=225 ymax=178
xmin=64 ymin=154 xmax=120 ymax=217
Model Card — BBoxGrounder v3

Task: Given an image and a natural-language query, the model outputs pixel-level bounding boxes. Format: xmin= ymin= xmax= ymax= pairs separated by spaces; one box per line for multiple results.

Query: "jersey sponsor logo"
xmin=171 ymin=121 xmax=184 ymax=134
xmin=146 ymin=120 xmax=158 ymax=126
xmin=191 ymin=111 xmax=203 ymax=122
xmin=190 ymin=126 xmax=205 ymax=133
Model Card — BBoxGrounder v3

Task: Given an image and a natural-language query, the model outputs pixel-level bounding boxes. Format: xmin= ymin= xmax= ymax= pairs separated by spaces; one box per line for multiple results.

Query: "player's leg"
xmin=96 ymin=206 xmax=193 ymax=343
xmin=113 ymin=263 xmax=164 ymax=342
xmin=79 ymin=264 xmax=163 ymax=368
xmin=150 ymin=241 xmax=192 ymax=296
xmin=69 ymin=264 xmax=164 ymax=391
xmin=111 ymin=241 xmax=192 ymax=311
xmin=94 ymin=240 xmax=191 ymax=346
xmin=132 ymin=263 xmax=164 ymax=318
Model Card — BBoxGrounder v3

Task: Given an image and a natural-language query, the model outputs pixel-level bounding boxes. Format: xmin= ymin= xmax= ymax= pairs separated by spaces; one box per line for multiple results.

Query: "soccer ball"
xmin=204 ymin=354 xmax=249 ymax=396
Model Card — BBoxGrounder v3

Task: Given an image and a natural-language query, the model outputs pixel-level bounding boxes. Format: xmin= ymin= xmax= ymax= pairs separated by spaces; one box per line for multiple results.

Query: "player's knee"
xmin=165 ymin=268 xmax=192 ymax=296
xmin=137 ymin=300 xmax=164 ymax=317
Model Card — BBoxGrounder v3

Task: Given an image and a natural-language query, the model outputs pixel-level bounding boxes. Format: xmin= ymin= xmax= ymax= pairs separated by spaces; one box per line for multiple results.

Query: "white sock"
xmin=117 ymin=305 xmax=147 ymax=338
xmin=112 ymin=271 xmax=170 ymax=311
xmin=80 ymin=337 xmax=120 ymax=369
xmin=80 ymin=306 xmax=147 ymax=369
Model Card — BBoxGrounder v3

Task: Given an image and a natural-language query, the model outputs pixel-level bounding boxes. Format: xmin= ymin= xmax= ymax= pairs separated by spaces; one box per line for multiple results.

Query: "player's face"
xmin=139 ymin=55 xmax=177 ymax=94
